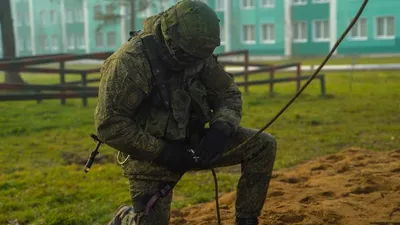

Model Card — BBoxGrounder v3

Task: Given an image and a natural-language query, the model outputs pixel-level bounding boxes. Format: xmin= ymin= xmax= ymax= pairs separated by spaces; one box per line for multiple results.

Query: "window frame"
xmin=67 ymin=34 xmax=75 ymax=50
xmin=260 ymin=23 xmax=276 ymax=44
xmin=260 ymin=0 xmax=275 ymax=8
xmin=375 ymin=16 xmax=395 ymax=40
xmin=107 ymin=31 xmax=117 ymax=47
xmin=220 ymin=25 xmax=225 ymax=45
xmin=312 ymin=19 xmax=330 ymax=42
xmin=52 ymin=35 xmax=59 ymax=51
xmin=312 ymin=0 xmax=329 ymax=4
xmin=349 ymin=17 xmax=367 ymax=41
xmin=95 ymin=31 xmax=104 ymax=47
xmin=50 ymin=10 xmax=57 ymax=25
xmin=293 ymin=21 xmax=308 ymax=43
xmin=215 ymin=0 xmax=225 ymax=11
xmin=292 ymin=0 xmax=307 ymax=6
xmin=242 ymin=24 xmax=256 ymax=44
xmin=241 ymin=0 xmax=255 ymax=10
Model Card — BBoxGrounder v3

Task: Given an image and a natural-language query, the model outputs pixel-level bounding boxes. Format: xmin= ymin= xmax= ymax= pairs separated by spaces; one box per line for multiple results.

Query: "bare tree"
xmin=0 ymin=0 xmax=24 ymax=83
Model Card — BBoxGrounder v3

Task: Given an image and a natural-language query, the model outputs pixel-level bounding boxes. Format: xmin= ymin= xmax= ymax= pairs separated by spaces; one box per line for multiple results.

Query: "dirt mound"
xmin=170 ymin=148 xmax=400 ymax=225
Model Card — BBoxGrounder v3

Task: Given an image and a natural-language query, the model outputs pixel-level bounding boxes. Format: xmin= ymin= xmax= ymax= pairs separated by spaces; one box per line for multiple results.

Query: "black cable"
xmin=210 ymin=1 xmax=369 ymax=224
xmin=211 ymin=168 xmax=221 ymax=225
xmin=227 ymin=0 xmax=370 ymax=152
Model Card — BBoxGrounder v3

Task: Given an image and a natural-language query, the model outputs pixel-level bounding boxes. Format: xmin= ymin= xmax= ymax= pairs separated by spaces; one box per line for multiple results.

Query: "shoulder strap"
xmin=128 ymin=30 xmax=141 ymax=41
xmin=141 ymin=34 xmax=171 ymax=109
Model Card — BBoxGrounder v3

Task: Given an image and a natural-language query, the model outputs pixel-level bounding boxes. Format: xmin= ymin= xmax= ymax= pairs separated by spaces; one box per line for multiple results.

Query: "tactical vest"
xmin=129 ymin=31 xmax=212 ymax=143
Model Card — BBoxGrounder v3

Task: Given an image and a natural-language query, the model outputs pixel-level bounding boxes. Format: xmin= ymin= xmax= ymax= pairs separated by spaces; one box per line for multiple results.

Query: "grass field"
xmin=1 ymin=58 xmax=400 ymax=225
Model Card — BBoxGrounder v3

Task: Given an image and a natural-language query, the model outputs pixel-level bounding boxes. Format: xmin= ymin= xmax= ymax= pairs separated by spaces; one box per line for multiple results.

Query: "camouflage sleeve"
xmin=201 ymin=55 xmax=242 ymax=133
xmin=94 ymin=58 xmax=164 ymax=161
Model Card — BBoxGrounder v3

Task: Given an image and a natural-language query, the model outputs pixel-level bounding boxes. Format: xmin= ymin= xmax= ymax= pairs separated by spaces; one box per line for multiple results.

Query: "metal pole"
xmin=296 ymin=63 xmax=301 ymax=91
xmin=244 ymin=50 xmax=249 ymax=94
xmin=269 ymin=69 xmax=274 ymax=96
xmin=81 ymin=72 xmax=88 ymax=107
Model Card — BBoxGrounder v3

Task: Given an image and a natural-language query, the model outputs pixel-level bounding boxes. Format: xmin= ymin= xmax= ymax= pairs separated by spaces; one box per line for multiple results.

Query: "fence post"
xmin=269 ymin=69 xmax=274 ymax=96
xmin=296 ymin=63 xmax=301 ymax=91
xmin=81 ymin=72 xmax=88 ymax=107
xmin=60 ymin=62 xmax=66 ymax=105
xmin=35 ymin=89 xmax=42 ymax=104
xmin=244 ymin=50 xmax=249 ymax=94
xmin=320 ymin=75 xmax=326 ymax=96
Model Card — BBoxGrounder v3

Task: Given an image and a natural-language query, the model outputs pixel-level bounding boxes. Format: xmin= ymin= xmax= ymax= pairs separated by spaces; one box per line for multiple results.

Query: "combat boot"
xmin=107 ymin=205 xmax=134 ymax=225
xmin=236 ymin=217 xmax=258 ymax=225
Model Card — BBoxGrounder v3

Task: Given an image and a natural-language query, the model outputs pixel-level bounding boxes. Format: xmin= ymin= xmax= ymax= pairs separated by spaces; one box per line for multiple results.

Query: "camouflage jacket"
xmin=94 ymin=16 xmax=242 ymax=181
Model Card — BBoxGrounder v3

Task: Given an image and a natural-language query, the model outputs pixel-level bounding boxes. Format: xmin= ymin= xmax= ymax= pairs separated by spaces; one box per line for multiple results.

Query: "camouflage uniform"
xmin=94 ymin=1 xmax=277 ymax=224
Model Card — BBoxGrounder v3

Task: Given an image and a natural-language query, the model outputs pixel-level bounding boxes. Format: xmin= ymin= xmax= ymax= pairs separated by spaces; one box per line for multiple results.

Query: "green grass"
xmin=1 ymin=59 xmax=400 ymax=224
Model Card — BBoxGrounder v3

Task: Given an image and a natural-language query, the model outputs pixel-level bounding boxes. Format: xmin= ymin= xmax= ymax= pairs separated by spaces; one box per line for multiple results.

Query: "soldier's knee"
xmin=258 ymin=132 xmax=277 ymax=155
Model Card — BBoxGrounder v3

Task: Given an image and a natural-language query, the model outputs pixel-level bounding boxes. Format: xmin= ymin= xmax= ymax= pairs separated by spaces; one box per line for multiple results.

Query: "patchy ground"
xmin=170 ymin=148 xmax=400 ymax=225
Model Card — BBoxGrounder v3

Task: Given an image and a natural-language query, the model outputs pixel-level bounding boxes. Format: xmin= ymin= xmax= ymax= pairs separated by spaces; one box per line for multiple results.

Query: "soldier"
xmin=94 ymin=0 xmax=277 ymax=224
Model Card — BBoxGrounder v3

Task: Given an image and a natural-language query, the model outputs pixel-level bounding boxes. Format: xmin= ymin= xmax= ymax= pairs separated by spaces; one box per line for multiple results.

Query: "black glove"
xmin=153 ymin=142 xmax=196 ymax=174
xmin=196 ymin=122 xmax=232 ymax=167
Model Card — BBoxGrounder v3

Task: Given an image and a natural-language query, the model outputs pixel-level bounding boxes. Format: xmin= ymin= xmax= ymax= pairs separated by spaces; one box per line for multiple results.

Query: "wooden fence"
xmin=0 ymin=50 xmax=326 ymax=106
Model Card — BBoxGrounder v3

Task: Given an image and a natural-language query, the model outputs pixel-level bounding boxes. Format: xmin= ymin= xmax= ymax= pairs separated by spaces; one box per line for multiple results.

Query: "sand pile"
xmin=170 ymin=148 xmax=400 ymax=225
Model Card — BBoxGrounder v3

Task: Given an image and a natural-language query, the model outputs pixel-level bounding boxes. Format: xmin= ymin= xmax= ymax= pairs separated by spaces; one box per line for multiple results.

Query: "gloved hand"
xmin=196 ymin=122 xmax=232 ymax=167
xmin=153 ymin=142 xmax=196 ymax=174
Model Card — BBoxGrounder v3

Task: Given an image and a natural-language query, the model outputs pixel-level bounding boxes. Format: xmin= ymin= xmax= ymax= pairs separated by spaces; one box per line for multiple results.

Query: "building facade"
xmin=1 ymin=0 xmax=400 ymax=58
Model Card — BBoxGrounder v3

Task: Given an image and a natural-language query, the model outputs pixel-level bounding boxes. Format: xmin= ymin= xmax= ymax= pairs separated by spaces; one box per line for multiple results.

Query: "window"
xmin=261 ymin=23 xmax=275 ymax=43
xmin=242 ymin=24 xmax=255 ymax=44
xmin=220 ymin=25 xmax=225 ymax=45
xmin=349 ymin=18 xmax=367 ymax=40
xmin=44 ymin=36 xmax=51 ymax=51
xmin=67 ymin=34 xmax=75 ymax=50
xmin=215 ymin=0 xmax=224 ymax=11
xmin=242 ymin=0 xmax=255 ymax=9
xmin=107 ymin=32 xmax=116 ymax=47
xmin=293 ymin=21 xmax=307 ymax=42
xmin=94 ymin=5 xmax=102 ymax=17
xmin=138 ymin=5 xmax=152 ymax=18
xmin=292 ymin=0 xmax=307 ymax=5
xmin=18 ymin=37 xmax=24 ymax=52
xmin=66 ymin=9 xmax=74 ymax=23
xmin=96 ymin=31 xmax=103 ymax=47
xmin=312 ymin=0 xmax=329 ymax=3
xmin=261 ymin=0 xmax=275 ymax=8
xmin=52 ymin=35 xmax=59 ymax=51
xmin=50 ymin=10 xmax=57 ymax=24
xmin=376 ymin=16 xmax=395 ymax=39
xmin=38 ymin=35 xmax=46 ymax=51
xmin=313 ymin=20 xmax=330 ymax=41
xmin=39 ymin=11 xmax=46 ymax=25
xmin=106 ymin=4 xmax=114 ymax=14
xmin=77 ymin=34 xmax=85 ymax=49
xmin=26 ymin=37 xmax=32 ymax=51
xmin=75 ymin=8 xmax=84 ymax=23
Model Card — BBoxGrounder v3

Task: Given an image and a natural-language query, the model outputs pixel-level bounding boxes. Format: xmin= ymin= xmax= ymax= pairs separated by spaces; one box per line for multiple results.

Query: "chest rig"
xmin=129 ymin=31 xmax=211 ymax=144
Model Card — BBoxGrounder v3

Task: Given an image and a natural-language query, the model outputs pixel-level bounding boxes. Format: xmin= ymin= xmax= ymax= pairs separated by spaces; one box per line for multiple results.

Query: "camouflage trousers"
xmin=114 ymin=127 xmax=277 ymax=225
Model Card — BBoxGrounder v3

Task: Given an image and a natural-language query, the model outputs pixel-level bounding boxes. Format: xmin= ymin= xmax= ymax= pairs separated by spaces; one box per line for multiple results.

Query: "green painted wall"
xmin=291 ymin=0 xmax=330 ymax=56
xmin=337 ymin=0 xmax=400 ymax=55
xmin=229 ymin=0 xmax=285 ymax=56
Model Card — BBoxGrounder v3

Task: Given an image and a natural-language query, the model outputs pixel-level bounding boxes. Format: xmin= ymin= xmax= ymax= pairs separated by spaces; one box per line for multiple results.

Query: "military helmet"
xmin=161 ymin=0 xmax=221 ymax=61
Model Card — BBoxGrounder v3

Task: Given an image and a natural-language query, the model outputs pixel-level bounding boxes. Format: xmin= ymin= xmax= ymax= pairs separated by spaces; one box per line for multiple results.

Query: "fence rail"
xmin=0 ymin=50 xmax=327 ymax=106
